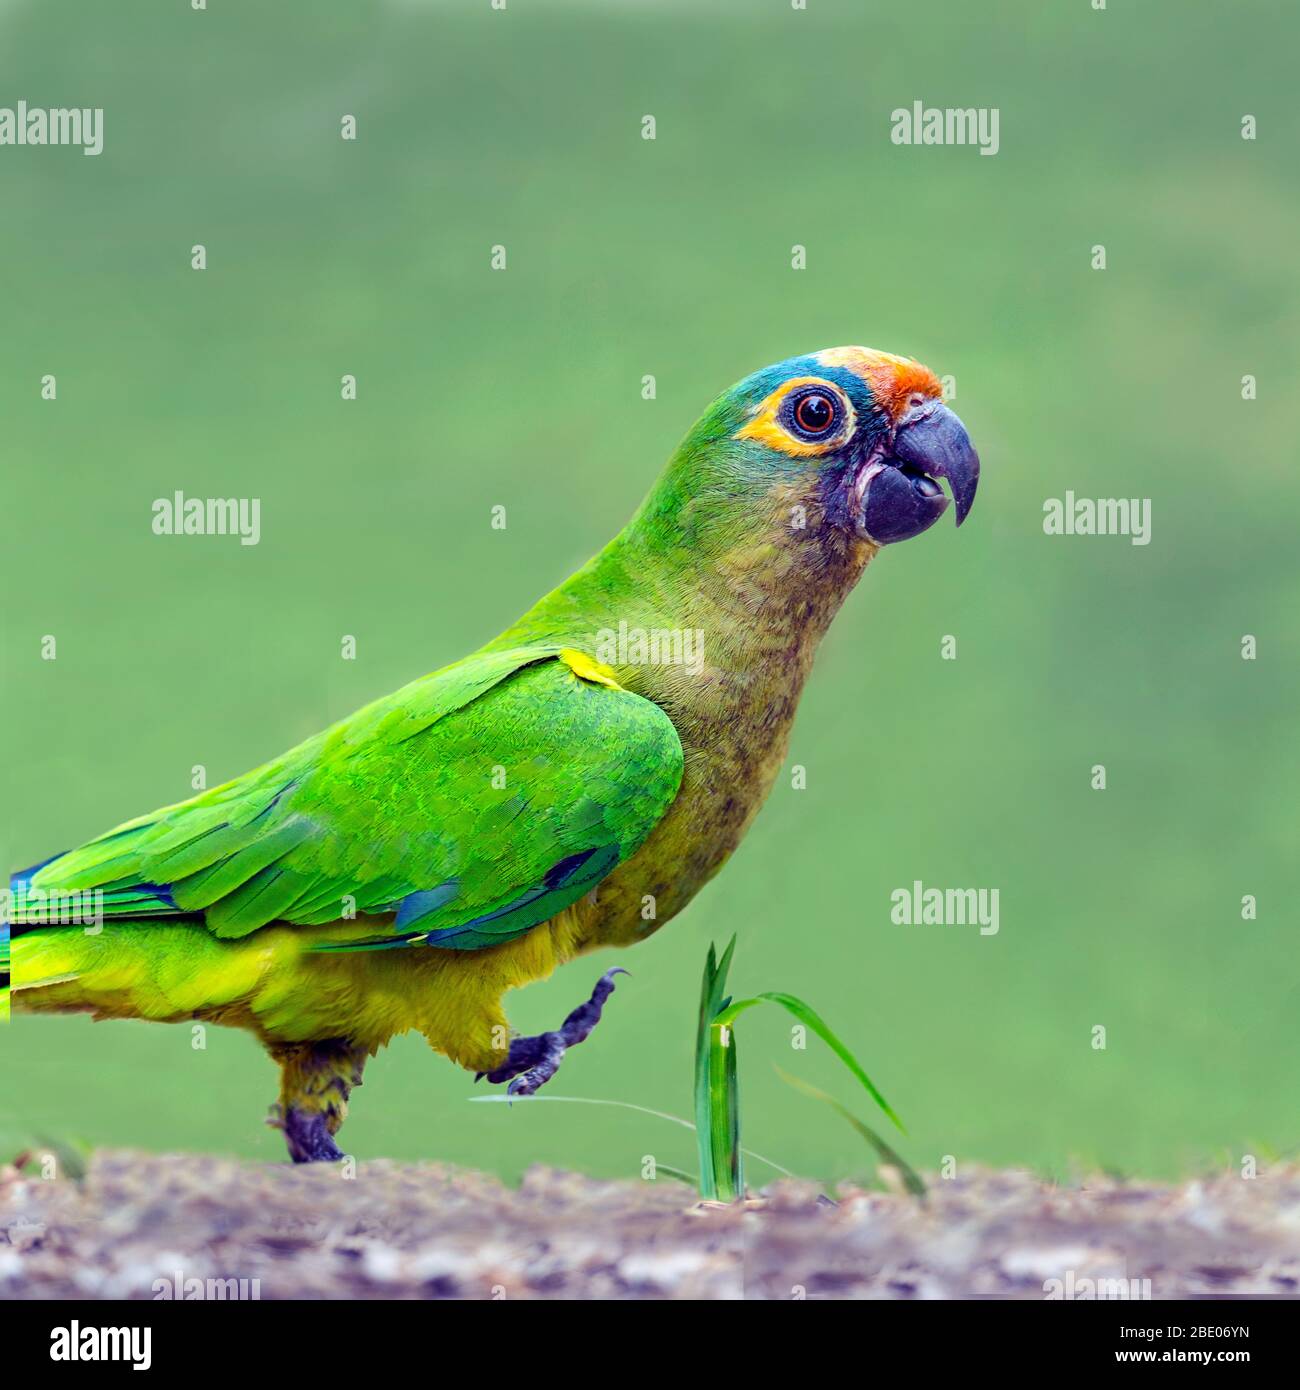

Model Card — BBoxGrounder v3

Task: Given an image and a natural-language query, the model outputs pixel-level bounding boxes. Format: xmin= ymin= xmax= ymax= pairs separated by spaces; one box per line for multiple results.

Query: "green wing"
xmin=12 ymin=647 xmax=684 ymax=951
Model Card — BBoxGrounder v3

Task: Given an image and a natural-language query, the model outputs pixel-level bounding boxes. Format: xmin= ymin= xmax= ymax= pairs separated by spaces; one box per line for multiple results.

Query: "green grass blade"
xmin=775 ymin=1067 xmax=926 ymax=1198
xmin=715 ymin=992 xmax=905 ymax=1134
xmin=713 ymin=934 xmax=737 ymax=1004
xmin=695 ymin=945 xmax=718 ymax=1197
xmin=467 ymin=1093 xmax=795 ymax=1180
xmin=707 ymin=1019 xmax=742 ymax=1200
xmin=695 ymin=937 xmax=736 ymax=1198
xmin=649 ymin=1164 xmax=697 ymax=1187
xmin=695 ymin=937 xmax=740 ymax=1200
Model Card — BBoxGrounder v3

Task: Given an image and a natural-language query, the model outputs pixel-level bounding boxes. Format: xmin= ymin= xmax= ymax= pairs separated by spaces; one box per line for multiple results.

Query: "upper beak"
xmin=854 ymin=399 xmax=981 ymax=545
xmin=891 ymin=399 xmax=980 ymax=526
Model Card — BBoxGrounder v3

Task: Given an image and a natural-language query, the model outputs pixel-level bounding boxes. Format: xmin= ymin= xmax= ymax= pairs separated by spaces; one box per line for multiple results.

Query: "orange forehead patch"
xmin=815 ymin=346 xmax=942 ymax=421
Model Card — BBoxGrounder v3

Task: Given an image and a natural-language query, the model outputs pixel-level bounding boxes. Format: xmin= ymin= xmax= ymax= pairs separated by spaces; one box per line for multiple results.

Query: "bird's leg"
xmin=478 ymin=968 xmax=627 ymax=1097
xmin=267 ymin=1039 xmax=368 ymax=1163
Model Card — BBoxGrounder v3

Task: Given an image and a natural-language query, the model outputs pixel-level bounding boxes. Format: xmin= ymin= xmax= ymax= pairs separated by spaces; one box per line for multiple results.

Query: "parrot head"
xmin=676 ymin=346 xmax=979 ymax=548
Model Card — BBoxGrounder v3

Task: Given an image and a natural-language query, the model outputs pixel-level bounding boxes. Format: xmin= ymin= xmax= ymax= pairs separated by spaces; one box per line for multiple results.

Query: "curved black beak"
xmin=855 ymin=399 xmax=980 ymax=546
xmin=891 ymin=399 xmax=980 ymax=526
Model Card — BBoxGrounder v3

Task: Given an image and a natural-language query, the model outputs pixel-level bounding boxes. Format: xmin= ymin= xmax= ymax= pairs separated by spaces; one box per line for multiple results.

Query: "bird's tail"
xmin=6 ymin=858 xmax=91 ymax=1016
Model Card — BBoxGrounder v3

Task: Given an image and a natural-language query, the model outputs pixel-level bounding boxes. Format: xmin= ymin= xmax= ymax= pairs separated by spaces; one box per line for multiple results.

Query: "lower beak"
xmin=856 ymin=400 xmax=981 ymax=545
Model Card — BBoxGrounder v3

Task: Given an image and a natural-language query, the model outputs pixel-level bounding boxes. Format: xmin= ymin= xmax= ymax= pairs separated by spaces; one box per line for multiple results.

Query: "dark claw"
xmin=277 ymin=1107 xmax=346 ymax=1164
xmin=504 ymin=1033 xmax=567 ymax=1097
xmin=481 ymin=1031 xmax=560 ymax=1086
xmin=479 ymin=968 xmax=628 ymax=1096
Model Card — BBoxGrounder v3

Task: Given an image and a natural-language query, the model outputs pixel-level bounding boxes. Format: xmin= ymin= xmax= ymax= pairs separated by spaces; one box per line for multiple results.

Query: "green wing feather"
xmin=13 ymin=647 xmax=684 ymax=951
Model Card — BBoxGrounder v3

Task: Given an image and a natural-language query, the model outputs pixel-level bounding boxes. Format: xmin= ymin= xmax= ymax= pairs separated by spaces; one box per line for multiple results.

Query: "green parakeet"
xmin=7 ymin=346 xmax=980 ymax=1161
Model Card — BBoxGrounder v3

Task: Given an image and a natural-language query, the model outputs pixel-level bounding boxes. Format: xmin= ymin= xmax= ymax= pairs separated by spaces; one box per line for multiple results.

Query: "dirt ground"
xmin=2 ymin=1151 xmax=1298 ymax=1300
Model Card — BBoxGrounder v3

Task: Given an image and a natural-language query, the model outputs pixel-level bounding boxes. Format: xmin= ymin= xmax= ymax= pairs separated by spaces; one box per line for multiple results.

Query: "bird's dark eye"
xmin=792 ymin=390 xmax=837 ymax=437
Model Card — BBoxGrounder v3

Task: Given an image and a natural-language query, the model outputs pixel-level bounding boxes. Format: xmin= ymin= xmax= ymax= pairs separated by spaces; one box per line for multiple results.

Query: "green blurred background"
xmin=2 ymin=0 xmax=1296 ymax=1184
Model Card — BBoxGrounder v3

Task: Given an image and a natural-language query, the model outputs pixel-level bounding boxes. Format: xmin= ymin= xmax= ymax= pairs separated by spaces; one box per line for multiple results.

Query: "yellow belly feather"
xmin=12 ymin=906 xmax=590 ymax=1072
